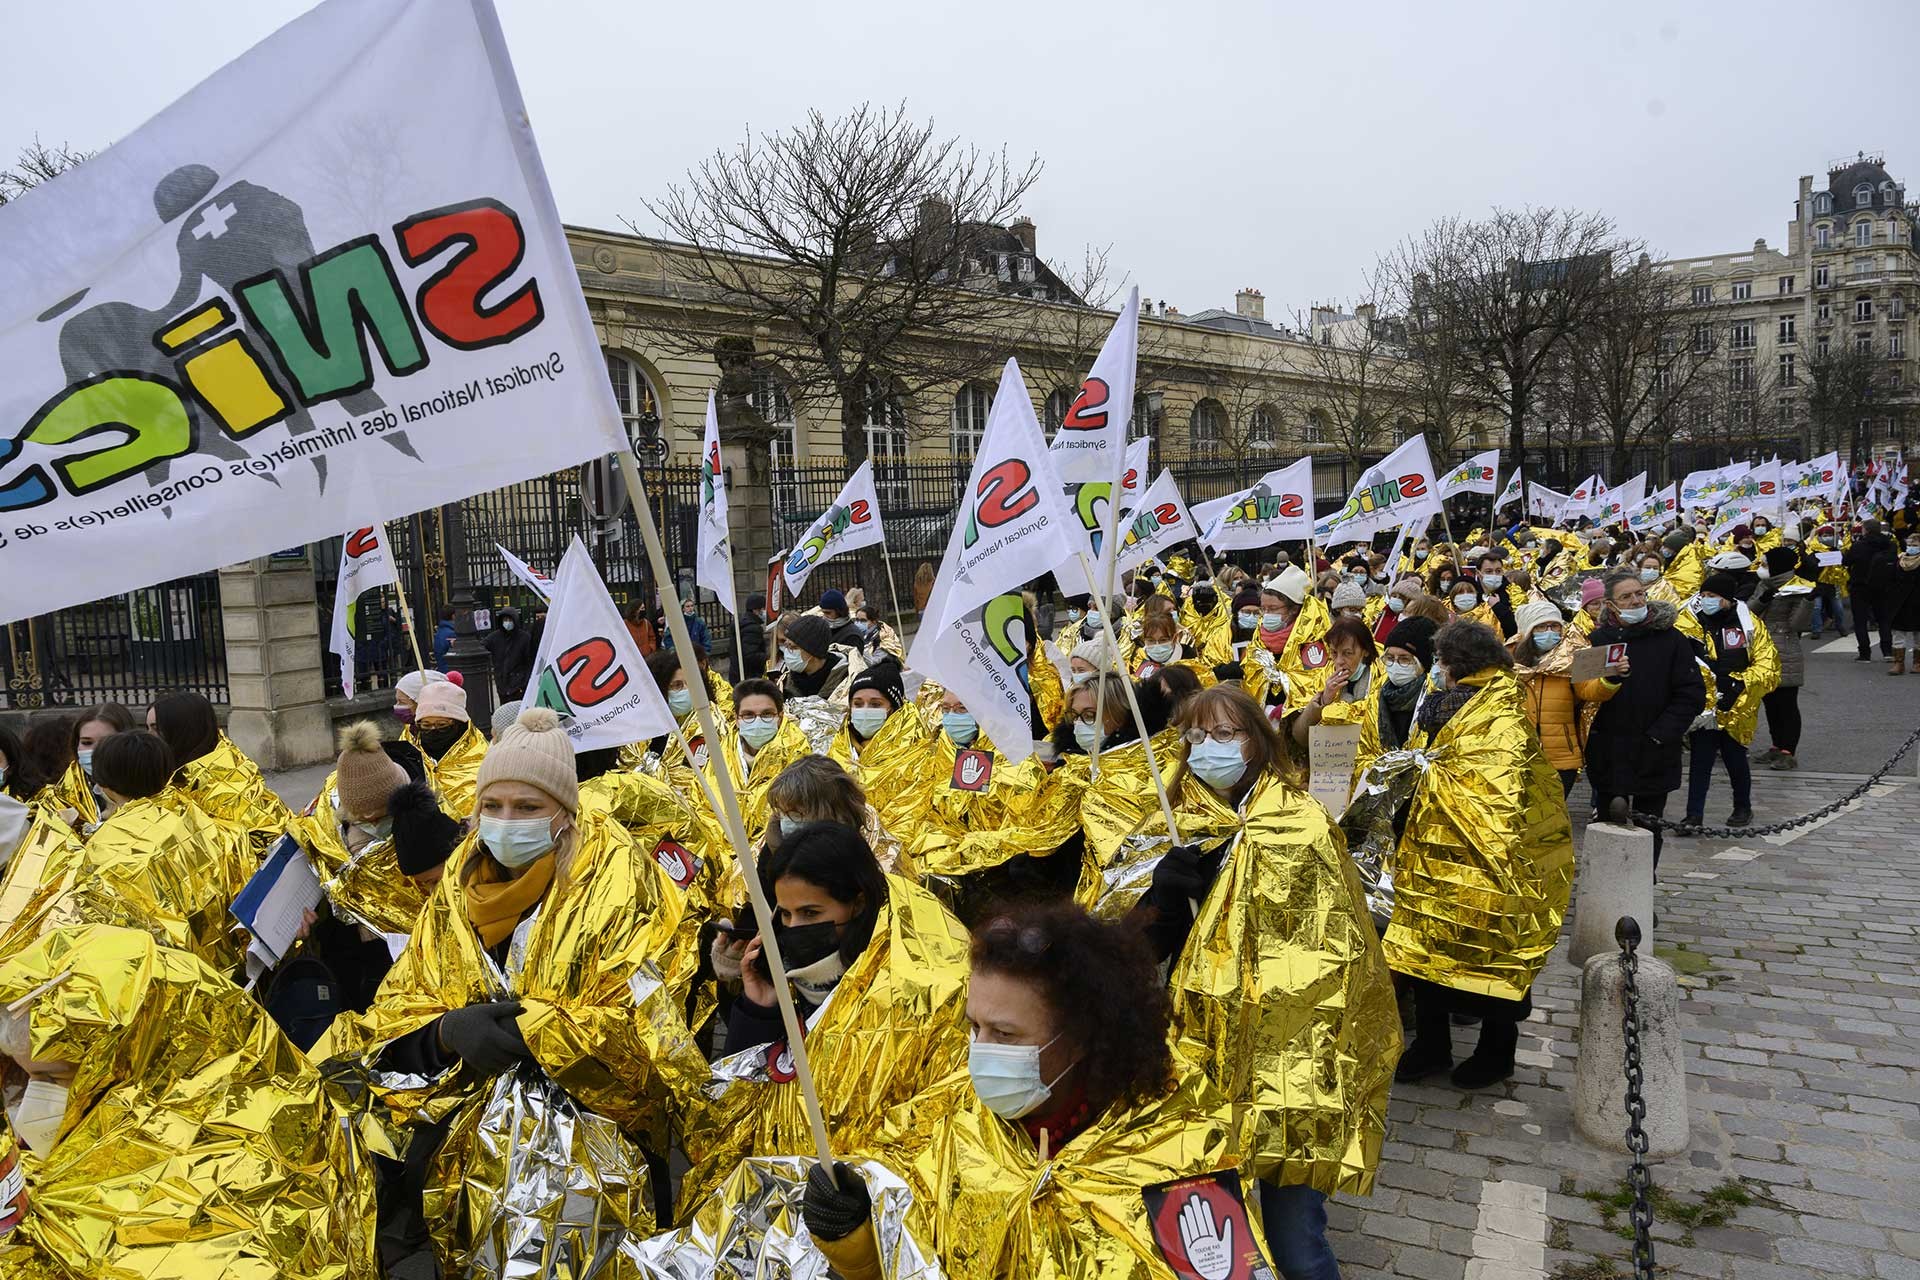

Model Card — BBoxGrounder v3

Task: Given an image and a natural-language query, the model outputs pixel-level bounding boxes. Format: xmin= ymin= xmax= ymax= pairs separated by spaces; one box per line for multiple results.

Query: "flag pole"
xmin=1087 ymin=454 xmax=1133 ymax=779
xmin=879 ymin=550 xmax=909 ymax=645
xmin=614 ymin=448 xmax=839 ymax=1181
xmin=386 ymin=521 xmax=430 ymax=675
xmin=1078 ymin=554 xmax=1183 ymax=845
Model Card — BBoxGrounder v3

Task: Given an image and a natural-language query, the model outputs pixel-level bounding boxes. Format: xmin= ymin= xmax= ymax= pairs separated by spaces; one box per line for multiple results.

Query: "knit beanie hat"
xmin=415 ymin=679 xmax=469 ymax=724
xmin=847 ymin=658 xmax=905 ymax=710
xmin=1661 ymin=527 xmax=1694 ymax=551
xmin=1579 ymin=578 xmax=1606 ymax=607
xmin=1331 ymin=580 xmax=1368 ymax=610
xmin=1701 ymin=572 xmax=1744 ymax=601
xmin=818 ymin=588 xmax=848 ymax=615
xmin=490 ymin=698 xmax=524 ymax=740
xmin=1707 ymin=549 xmax=1753 ymax=571
xmin=1382 ymin=616 xmax=1438 ymax=669
xmin=476 ymin=707 xmax=579 ymax=815
xmin=388 ymin=780 xmax=464 ymax=875
xmin=335 ymin=722 xmax=409 ymax=820
xmin=787 ymin=615 xmax=833 ymax=659
xmin=1231 ymin=586 xmax=1261 ymax=614
xmin=1513 ymin=600 xmax=1563 ymax=639
xmin=1071 ymin=633 xmax=1117 ymax=672
xmin=396 ymin=669 xmax=448 ymax=702
xmin=1728 ymin=524 xmax=1753 ymax=543
xmin=1764 ymin=546 xmax=1799 ymax=577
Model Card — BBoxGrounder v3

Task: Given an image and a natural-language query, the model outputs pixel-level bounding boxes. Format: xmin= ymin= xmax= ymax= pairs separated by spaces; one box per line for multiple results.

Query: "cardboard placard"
xmin=1142 ymin=1169 xmax=1278 ymax=1280
xmin=1816 ymin=550 xmax=1843 ymax=567
xmin=1570 ymin=645 xmax=1623 ymax=683
xmin=1307 ymin=722 xmax=1363 ymax=816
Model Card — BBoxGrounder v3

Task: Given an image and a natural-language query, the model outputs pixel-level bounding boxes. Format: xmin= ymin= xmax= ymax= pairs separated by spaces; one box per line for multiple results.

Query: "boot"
xmin=1451 ymin=1015 xmax=1519 ymax=1089
xmin=1892 ymin=653 xmax=1907 ymax=675
xmin=1727 ymin=807 xmax=1754 ymax=827
xmin=1396 ymin=983 xmax=1453 ymax=1082
xmin=1750 ymin=746 xmax=1781 ymax=763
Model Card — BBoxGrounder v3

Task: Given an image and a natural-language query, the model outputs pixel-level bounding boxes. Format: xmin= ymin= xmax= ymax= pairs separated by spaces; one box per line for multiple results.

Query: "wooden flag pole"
xmin=385 ymin=521 xmax=430 ymax=676
xmin=1077 ymin=554 xmax=1183 ymax=847
xmin=1086 ymin=462 xmax=1132 ymax=780
xmin=614 ymin=449 xmax=839 ymax=1181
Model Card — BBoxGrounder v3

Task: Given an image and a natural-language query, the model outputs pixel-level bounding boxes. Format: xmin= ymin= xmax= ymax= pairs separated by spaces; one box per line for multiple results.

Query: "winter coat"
xmin=1511 ymin=638 xmax=1595 ymax=772
xmin=1580 ymin=601 xmax=1707 ymax=798
xmin=433 ymin=620 xmax=455 ymax=671
xmin=1881 ymin=553 xmax=1920 ymax=631
xmin=736 ymin=609 xmax=768 ymax=681
xmin=1757 ymin=578 xmax=1815 ymax=689
xmin=1844 ymin=530 xmax=1893 ymax=595
xmin=483 ymin=608 xmax=536 ymax=699
xmin=1675 ymin=600 xmax=1780 ymax=746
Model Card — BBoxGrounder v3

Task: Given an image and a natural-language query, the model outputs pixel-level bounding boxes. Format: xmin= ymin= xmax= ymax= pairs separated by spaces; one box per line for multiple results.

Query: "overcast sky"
xmin=6 ymin=0 xmax=1916 ymax=323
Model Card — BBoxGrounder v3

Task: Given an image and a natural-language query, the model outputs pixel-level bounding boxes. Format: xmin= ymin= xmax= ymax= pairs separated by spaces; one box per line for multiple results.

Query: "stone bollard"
xmin=1574 ymin=934 xmax=1688 ymax=1157
xmin=1569 ymin=821 xmax=1655 ymax=968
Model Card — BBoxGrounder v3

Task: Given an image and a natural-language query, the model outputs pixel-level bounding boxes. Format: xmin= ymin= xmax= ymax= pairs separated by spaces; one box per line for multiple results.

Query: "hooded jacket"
xmin=1581 ymin=600 xmax=1707 ymax=797
xmin=483 ymin=607 xmax=537 ymax=698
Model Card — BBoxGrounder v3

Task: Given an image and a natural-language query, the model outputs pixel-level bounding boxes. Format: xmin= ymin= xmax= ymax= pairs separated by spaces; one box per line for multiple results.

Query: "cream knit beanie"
xmin=475 ymin=707 xmax=578 ymax=814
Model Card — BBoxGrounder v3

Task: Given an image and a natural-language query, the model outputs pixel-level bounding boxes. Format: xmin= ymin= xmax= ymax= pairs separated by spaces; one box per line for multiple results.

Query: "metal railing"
xmin=2 ymin=572 xmax=227 ymax=711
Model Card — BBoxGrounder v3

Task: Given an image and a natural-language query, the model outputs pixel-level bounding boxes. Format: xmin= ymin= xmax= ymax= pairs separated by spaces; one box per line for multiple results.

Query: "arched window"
xmin=1812 ymin=192 xmax=1833 ymax=215
xmin=1044 ymin=387 xmax=1075 ymax=431
xmin=951 ymin=383 xmax=994 ymax=458
xmin=1130 ymin=392 xmax=1159 ymax=441
xmin=1248 ymin=405 xmax=1277 ymax=451
xmin=1302 ymin=410 xmax=1328 ymax=445
xmin=604 ymin=351 xmax=661 ymax=451
xmin=1855 ymin=182 xmax=1874 ymax=208
xmin=1190 ymin=399 xmax=1226 ymax=450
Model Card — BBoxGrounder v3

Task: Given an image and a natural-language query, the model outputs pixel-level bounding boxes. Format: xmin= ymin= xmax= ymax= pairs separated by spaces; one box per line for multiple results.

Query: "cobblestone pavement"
xmin=1328 ymin=759 xmax=1920 ymax=1280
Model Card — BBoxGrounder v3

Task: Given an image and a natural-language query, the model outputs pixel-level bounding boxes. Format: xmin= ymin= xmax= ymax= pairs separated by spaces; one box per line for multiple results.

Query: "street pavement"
xmin=263 ymin=634 xmax=1920 ymax=1278
xmin=1327 ymin=639 xmax=1920 ymax=1280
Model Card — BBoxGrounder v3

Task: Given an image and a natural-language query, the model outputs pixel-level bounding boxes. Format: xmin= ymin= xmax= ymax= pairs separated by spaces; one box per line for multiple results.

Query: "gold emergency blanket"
xmin=44 ymin=763 xmax=96 ymax=828
xmin=422 ymin=1069 xmax=656 ymax=1278
xmin=290 ymin=811 xmax=424 ymax=938
xmin=1179 ymin=599 xmax=1235 ymax=669
xmin=409 ymin=721 xmax=489 ymax=819
xmin=870 ymin=724 xmax=1085 ymax=887
xmin=883 ymin=1062 xmax=1274 ymax=1280
xmin=784 ymin=694 xmax=849 ymax=756
xmin=0 ymin=924 xmax=375 ymax=1279
xmin=1241 ymin=594 xmax=1335 ymax=715
xmin=706 ymin=716 xmax=814 ymax=854
xmin=175 ymin=733 xmax=294 ymax=858
xmin=1674 ymin=600 xmax=1780 ymax=745
xmin=1163 ymin=770 xmax=1401 ymax=1195
xmin=323 ymin=808 xmax=709 ymax=1144
xmin=0 ymin=812 xmax=82 ymax=954
xmin=1384 ymin=669 xmax=1575 ymax=1001
xmin=1071 ymin=732 xmax=1228 ymax=920
xmin=621 ymin=1156 xmax=941 ymax=1279
xmin=1650 ymin=541 xmax=1706 ymax=605
xmin=678 ymin=876 xmax=972 ymax=1218
xmin=0 ymin=788 xmax=251 ymax=973
xmin=1337 ymin=748 xmax=1425 ymax=928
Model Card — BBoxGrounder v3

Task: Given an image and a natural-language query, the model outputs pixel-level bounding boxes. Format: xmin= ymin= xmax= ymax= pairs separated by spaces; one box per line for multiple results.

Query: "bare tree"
xmin=1801 ymin=335 xmax=1886 ymax=465
xmin=639 ymin=103 xmax=1043 ymax=464
xmin=0 ymin=138 xmax=89 ymax=206
xmin=1560 ymin=255 xmax=1720 ymax=480
xmin=1282 ymin=279 xmax=1410 ymax=469
xmin=1385 ymin=208 xmax=1627 ymax=508
xmin=1394 ymin=287 xmax=1478 ymax=459
xmin=1186 ymin=341 xmax=1297 ymax=491
xmin=1022 ymin=244 xmax=1173 ymax=429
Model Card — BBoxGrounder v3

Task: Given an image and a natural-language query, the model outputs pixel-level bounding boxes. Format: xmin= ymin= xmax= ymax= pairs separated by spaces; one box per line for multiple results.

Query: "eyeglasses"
xmin=1182 ymin=726 xmax=1245 ymax=745
xmin=738 ymin=712 xmax=780 ymax=725
xmin=1072 ymin=709 xmax=1101 ymax=725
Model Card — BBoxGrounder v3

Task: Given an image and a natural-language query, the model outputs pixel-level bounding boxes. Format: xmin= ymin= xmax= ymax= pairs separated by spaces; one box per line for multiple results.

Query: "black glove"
xmin=436 ymin=1000 xmax=532 ymax=1074
xmin=803 ymin=1160 xmax=872 ymax=1242
xmin=1149 ymin=843 xmax=1210 ymax=906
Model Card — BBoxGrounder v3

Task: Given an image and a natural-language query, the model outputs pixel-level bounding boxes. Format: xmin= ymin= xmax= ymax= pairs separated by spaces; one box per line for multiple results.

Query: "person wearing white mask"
xmin=1066 ymin=633 xmax=1118 ymax=687
xmin=797 ymin=900 xmax=1276 ymax=1280
xmin=776 ymin=615 xmax=850 ymax=701
xmin=1508 ymin=599 xmax=1597 ymax=795
xmin=830 ymin=659 xmax=914 ymax=773
xmin=1050 ymin=673 xmax=1131 ymax=759
xmin=707 ymin=680 xmax=814 ymax=848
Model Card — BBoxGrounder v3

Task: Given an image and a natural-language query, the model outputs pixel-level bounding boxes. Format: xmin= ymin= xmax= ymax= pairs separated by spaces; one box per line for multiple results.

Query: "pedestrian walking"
xmin=1676 ymin=572 xmax=1780 ymax=831
xmin=1845 ymin=519 xmax=1895 ymax=660
xmin=1580 ymin=570 xmax=1706 ymax=868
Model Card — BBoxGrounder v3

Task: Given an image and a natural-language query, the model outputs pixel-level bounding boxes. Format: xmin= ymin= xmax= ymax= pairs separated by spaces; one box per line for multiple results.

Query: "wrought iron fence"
xmin=2 ymin=572 xmax=228 ymax=712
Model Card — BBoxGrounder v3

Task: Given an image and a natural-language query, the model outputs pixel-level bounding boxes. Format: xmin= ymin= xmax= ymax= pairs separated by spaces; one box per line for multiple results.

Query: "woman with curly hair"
xmin=799 ymin=900 xmax=1281 ymax=1279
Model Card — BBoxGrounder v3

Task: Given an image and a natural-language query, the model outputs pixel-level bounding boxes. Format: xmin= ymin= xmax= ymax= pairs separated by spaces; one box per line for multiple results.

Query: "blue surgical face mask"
xmin=76 ymin=748 xmax=94 ymax=776
xmin=1453 ymin=594 xmax=1478 ymax=612
xmin=849 ymin=706 xmax=890 ymax=739
xmin=1638 ymin=567 xmax=1660 ymax=583
xmin=1073 ymin=719 xmax=1100 ymax=752
xmin=780 ymin=646 xmax=807 ymax=673
xmin=668 ymin=688 xmax=694 ymax=717
xmin=1144 ymin=642 xmax=1175 ymax=663
xmin=1237 ymin=610 xmax=1260 ymax=630
xmin=1261 ymin=611 xmax=1288 ymax=631
xmin=1695 ymin=596 xmax=1723 ymax=616
xmin=1616 ymin=604 xmax=1649 ymax=625
xmin=1067 ymin=609 xmax=1083 ymax=623
xmin=1384 ymin=660 xmax=1421 ymax=687
xmin=478 ymin=814 xmax=557 ymax=868
xmin=942 ymin=711 xmax=978 ymax=745
xmin=1483 ymin=572 xmax=1505 ymax=589
xmin=1533 ymin=630 xmax=1564 ymax=652
xmin=1386 ymin=595 xmax=1405 ymax=613
xmin=739 ymin=715 xmax=780 ymax=749
xmin=500 ymin=618 xmax=515 ymax=632
xmin=1187 ymin=737 xmax=1248 ymax=791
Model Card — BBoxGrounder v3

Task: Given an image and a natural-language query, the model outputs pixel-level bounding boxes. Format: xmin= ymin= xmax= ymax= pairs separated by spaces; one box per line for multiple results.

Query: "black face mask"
xmin=774 ymin=919 xmax=841 ymax=971
xmin=418 ymin=721 xmax=467 ymax=760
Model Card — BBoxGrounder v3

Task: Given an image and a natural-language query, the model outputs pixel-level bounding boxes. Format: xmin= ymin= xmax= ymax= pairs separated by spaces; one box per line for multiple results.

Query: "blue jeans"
xmin=1260 ymin=1181 xmax=1342 ymax=1280
xmin=1686 ymin=728 xmax=1751 ymax=818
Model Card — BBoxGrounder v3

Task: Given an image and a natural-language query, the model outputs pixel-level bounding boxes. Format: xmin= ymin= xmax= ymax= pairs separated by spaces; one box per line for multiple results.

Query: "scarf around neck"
xmin=464 ymin=853 xmax=555 ymax=949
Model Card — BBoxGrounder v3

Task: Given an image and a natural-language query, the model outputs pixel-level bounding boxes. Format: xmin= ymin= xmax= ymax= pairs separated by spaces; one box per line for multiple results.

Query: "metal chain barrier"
xmin=1616 ymin=916 xmax=1656 ymax=1280
xmin=1643 ymin=723 xmax=1920 ymax=840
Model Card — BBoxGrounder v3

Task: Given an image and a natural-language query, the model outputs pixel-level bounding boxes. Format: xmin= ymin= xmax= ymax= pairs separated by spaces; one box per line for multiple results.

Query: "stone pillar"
xmin=1574 ymin=945 xmax=1688 ymax=1157
xmin=217 ymin=557 xmax=334 ymax=769
xmin=1569 ymin=820 xmax=1655 ymax=968
xmin=725 ymin=439 xmax=775 ymax=612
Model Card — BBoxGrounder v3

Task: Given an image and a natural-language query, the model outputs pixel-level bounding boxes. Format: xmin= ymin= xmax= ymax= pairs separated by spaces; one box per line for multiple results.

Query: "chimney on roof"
xmin=917 ymin=194 xmax=952 ymax=234
xmin=1355 ymin=302 xmax=1376 ymax=322
xmin=1009 ymin=216 xmax=1036 ymax=253
xmin=1235 ymin=287 xmax=1265 ymax=321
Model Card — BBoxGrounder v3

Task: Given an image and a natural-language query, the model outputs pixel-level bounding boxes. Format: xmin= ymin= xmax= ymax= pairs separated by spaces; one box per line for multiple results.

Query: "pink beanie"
xmin=1579 ymin=578 xmax=1605 ymax=607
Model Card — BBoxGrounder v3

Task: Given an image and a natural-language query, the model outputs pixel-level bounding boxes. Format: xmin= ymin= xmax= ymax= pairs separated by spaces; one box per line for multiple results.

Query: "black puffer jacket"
xmin=1879 ymin=552 xmax=1920 ymax=631
xmin=1583 ymin=601 xmax=1707 ymax=797
xmin=1844 ymin=529 xmax=1894 ymax=593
